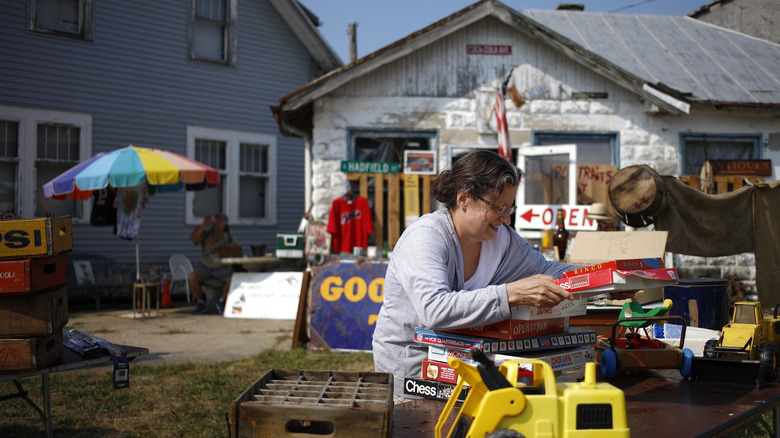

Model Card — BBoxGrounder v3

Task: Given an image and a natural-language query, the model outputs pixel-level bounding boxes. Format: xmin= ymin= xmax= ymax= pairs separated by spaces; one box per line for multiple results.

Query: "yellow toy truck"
xmin=692 ymin=301 xmax=780 ymax=389
xmin=435 ymin=348 xmax=629 ymax=438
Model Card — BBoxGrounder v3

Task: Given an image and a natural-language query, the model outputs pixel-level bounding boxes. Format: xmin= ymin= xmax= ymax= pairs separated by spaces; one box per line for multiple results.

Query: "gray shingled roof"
xmin=521 ymin=9 xmax=780 ymax=106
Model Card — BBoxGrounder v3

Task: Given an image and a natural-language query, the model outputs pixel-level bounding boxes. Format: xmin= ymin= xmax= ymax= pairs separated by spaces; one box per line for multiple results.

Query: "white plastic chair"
xmin=169 ymin=254 xmax=194 ymax=303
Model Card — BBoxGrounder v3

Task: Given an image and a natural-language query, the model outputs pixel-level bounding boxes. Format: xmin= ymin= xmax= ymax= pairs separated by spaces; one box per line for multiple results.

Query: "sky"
xmin=299 ymin=0 xmax=714 ymax=64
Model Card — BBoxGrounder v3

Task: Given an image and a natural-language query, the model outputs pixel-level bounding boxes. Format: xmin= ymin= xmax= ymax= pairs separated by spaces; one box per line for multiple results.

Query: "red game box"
xmin=441 ymin=317 xmax=568 ymax=340
xmin=555 ymin=267 xmax=679 ymax=297
xmin=562 ymin=258 xmax=664 ymax=278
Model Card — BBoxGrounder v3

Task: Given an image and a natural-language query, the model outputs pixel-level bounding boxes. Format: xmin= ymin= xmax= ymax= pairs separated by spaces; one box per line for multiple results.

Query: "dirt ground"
xmin=65 ymin=300 xmax=297 ymax=366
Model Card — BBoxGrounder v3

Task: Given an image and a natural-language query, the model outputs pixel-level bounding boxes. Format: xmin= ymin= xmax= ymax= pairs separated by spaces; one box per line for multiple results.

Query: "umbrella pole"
xmin=135 ymin=235 xmax=141 ymax=282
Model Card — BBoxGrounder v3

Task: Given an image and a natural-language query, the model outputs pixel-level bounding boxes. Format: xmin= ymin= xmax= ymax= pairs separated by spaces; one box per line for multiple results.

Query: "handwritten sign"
xmin=224 ymin=272 xmax=302 ymax=319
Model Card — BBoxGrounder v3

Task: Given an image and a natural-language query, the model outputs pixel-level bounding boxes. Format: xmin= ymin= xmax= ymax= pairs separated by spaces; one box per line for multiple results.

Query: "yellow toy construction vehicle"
xmin=435 ymin=348 xmax=629 ymax=438
xmin=692 ymin=301 xmax=780 ymax=389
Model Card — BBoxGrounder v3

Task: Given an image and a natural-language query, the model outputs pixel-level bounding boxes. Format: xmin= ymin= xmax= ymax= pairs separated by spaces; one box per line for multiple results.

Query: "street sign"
xmin=340 ymin=160 xmax=400 ymax=174
xmin=516 ymin=205 xmax=598 ymax=231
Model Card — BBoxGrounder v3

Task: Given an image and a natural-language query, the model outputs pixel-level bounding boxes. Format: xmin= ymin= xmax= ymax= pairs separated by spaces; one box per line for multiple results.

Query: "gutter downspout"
xmin=277 ymin=113 xmax=314 ymax=215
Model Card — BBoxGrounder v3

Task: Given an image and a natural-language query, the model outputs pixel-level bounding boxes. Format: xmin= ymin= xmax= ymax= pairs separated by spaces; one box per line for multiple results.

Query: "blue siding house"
xmin=0 ymin=0 xmax=342 ymax=270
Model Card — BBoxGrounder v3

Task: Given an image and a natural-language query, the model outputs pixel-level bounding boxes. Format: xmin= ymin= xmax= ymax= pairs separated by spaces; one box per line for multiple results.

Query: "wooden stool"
xmin=133 ymin=282 xmax=160 ymax=318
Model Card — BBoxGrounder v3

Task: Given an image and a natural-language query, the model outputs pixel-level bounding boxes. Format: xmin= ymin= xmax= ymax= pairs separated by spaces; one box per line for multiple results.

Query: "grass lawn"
xmin=0 ymin=348 xmax=375 ymax=437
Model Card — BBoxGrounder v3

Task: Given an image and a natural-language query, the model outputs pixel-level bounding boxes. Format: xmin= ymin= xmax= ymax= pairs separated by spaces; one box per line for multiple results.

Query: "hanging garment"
xmin=114 ymin=185 xmax=149 ymax=240
xmin=327 ymin=195 xmax=374 ymax=254
xmin=90 ymin=188 xmax=117 ymax=226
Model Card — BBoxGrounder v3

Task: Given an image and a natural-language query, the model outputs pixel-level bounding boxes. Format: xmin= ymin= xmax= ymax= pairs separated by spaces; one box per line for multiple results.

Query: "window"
xmin=186 ymin=126 xmax=276 ymax=225
xmin=28 ymin=0 xmax=94 ymax=40
xmin=190 ymin=0 xmax=236 ymax=64
xmin=680 ymin=133 xmax=761 ymax=175
xmin=349 ymin=130 xmax=437 ymax=163
xmin=0 ymin=105 xmax=91 ymax=220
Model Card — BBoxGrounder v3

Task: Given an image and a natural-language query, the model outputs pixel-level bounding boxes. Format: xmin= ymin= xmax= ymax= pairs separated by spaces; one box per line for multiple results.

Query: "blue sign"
xmin=308 ymin=260 xmax=387 ymax=351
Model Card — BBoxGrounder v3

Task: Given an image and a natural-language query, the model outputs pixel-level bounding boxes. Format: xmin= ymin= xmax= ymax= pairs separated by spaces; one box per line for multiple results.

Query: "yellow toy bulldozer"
xmin=435 ymin=348 xmax=629 ymax=438
xmin=692 ymin=301 xmax=780 ymax=390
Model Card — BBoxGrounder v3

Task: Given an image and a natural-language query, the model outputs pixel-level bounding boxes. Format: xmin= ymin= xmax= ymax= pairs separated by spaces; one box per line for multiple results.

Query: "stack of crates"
xmin=0 ymin=217 xmax=73 ymax=372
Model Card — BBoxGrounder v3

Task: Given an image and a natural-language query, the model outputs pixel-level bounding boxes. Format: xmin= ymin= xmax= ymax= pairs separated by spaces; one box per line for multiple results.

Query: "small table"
xmin=132 ymin=282 xmax=160 ymax=318
xmin=0 ymin=344 xmax=148 ymax=437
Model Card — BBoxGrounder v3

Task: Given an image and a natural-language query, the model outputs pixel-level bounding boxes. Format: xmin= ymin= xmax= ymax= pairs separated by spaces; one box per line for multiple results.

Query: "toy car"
xmin=596 ymin=315 xmax=694 ymax=379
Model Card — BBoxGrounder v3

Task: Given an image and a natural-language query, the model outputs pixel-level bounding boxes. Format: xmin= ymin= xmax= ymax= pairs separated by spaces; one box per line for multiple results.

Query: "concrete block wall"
xmin=675 ymin=253 xmax=756 ymax=296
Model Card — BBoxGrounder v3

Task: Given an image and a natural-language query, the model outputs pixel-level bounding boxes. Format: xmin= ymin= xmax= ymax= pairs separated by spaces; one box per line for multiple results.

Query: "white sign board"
xmin=223 ymin=272 xmax=302 ymax=319
xmin=516 ymin=204 xmax=599 ymax=231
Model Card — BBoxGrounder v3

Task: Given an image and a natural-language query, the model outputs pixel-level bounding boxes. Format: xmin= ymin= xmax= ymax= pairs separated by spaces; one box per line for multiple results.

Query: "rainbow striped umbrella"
xmin=43 ymin=145 xmax=220 ymax=200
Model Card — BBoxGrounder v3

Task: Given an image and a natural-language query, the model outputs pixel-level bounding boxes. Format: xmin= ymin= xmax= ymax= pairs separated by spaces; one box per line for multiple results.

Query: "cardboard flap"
xmin=569 ymin=231 xmax=668 ymax=265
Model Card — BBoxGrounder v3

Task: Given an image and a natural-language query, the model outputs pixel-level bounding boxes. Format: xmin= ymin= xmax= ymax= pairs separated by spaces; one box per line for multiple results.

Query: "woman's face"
xmin=463 ymin=185 xmax=517 ymax=242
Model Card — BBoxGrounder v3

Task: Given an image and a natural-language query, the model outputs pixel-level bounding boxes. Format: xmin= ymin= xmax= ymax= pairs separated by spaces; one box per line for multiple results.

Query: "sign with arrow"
xmin=517 ymin=205 xmax=598 ymax=231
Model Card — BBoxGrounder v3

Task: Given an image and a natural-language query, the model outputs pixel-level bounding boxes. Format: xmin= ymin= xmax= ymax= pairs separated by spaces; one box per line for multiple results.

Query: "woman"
xmin=373 ymin=150 xmax=581 ymax=398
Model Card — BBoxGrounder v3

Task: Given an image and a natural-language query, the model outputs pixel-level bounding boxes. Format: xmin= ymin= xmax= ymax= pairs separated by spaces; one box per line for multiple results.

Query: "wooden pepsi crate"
xmin=230 ymin=369 xmax=393 ymax=438
xmin=0 ymin=330 xmax=63 ymax=372
xmin=0 ymin=255 xmax=68 ymax=295
xmin=0 ymin=216 xmax=72 ymax=260
xmin=0 ymin=286 xmax=68 ymax=337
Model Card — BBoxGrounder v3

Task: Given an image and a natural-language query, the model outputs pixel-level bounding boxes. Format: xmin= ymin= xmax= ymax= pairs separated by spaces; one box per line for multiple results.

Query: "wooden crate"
xmin=0 ymin=216 xmax=72 ymax=260
xmin=230 ymin=369 xmax=393 ymax=438
xmin=0 ymin=286 xmax=69 ymax=337
xmin=0 ymin=331 xmax=63 ymax=372
xmin=0 ymin=254 xmax=68 ymax=295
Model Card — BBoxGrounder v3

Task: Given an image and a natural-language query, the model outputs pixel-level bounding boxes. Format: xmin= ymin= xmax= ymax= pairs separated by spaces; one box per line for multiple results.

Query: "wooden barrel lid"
xmin=608 ymin=165 xmax=667 ymax=227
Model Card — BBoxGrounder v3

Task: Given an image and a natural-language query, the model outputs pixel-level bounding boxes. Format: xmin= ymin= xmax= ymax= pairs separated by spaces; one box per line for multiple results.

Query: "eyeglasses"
xmin=473 ymin=194 xmax=517 ymax=215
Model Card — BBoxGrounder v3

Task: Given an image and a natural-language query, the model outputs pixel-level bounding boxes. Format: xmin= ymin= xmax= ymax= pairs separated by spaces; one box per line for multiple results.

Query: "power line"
xmin=610 ymin=0 xmax=657 ymax=13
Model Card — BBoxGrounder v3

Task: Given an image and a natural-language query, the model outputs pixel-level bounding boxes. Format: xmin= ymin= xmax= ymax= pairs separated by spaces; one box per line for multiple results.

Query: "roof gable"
xmin=276 ymin=0 xmax=780 ymax=124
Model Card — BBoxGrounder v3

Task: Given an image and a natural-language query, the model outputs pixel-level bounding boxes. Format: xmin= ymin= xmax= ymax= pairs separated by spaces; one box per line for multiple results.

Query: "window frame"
xmin=189 ymin=0 xmax=237 ymax=65
xmin=679 ymin=133 xmax=762 ymax=175
xmin=27 ymin=0 xmax=94 ymax=41
xmin=0 ymin=105 xmax=92 ymax=221
xmin=348 ymin=129 xmax=438 ymax=163
xmin=186 ymin=126 xmax=276 ymax=226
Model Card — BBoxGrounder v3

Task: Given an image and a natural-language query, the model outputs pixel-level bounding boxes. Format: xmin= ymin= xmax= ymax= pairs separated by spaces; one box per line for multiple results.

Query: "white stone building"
xmin=274 ymin=1 xmax=780 ymax=295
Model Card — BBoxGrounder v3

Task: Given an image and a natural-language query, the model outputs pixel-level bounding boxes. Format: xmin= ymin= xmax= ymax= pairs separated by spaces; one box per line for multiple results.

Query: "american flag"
xmin=494 ymin=90 xmax=512 ymax=163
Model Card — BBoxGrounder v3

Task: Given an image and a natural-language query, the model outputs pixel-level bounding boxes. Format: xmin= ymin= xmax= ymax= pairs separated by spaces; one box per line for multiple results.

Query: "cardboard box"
xmin=568 ymin=231 xmax=669 ymax=304
xmin=415 ymin=327 xmax=597 ymax=355
xmin=555 ymin=267 xmax=680 ymax=298
xmin=276 ymin=233 xmax=304 ymax=258
xmin=491 ymin=345 xmax=595 ymax=371
xmin=0 ymin=286 xmax=69 ymax=337
xmin=403 ymin=376 xmax=469 ymax=402
xmin=0 ymin=255 xmax=68 ymax=295
xmin=562 ymin=258 xmax=664 ymax=278
xmin=0 ymin=331 xmax=63 ymax=372
xmin=0 ymin=216 xmax=72 ymax=260
xmin=510 ymin=297 xmax=587 ymax=320
xmin=441 ymin=317 xmax=568 ymax=340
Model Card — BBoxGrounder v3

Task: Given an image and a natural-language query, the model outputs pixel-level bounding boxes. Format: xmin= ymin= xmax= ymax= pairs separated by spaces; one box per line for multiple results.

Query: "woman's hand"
xmin=506 ymin=274 xmax=573 ymax=308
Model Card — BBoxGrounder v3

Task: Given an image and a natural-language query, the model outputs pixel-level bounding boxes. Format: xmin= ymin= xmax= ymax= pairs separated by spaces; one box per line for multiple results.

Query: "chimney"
xmin=347 ymin=23 xmax=357 ymax=63
xmin=555 ymin=4 xmax=585 ymax=11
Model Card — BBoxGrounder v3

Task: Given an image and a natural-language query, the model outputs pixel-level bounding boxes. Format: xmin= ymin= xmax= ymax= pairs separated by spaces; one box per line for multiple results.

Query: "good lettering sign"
xmin=308 ymin=260 xmax=388 ymax=351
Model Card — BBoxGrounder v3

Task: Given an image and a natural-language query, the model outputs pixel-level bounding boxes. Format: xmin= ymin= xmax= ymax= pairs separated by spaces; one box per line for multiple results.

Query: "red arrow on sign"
xmin=519 ymin=208 xmax=539 ymax=223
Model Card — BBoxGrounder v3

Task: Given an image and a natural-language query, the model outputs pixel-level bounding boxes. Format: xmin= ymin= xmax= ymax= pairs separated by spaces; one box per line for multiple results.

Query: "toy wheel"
xmin=486 ymin=429 xmax=525 ymax=438
xmin=703 ymin=340 xmax=718 ymax=358
xmin=759 ymin=343 xmax=780 ymax=382
xmin=679 ymin=348 xmax=694 ymax=378
xmin=601 ymin=349 xmax=618 ymax=379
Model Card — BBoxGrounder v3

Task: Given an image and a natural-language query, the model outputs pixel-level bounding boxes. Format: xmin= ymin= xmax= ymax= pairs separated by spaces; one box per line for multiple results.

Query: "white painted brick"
xmin=561 ymin=101 xmax=589 ymax=114
xmin=529 ymin=100 xmax=560 ymax=114
xmin=589 ymin=101 xmax=613 ymax=115
xmin=621 ymin=129 xmax=650 ymax=145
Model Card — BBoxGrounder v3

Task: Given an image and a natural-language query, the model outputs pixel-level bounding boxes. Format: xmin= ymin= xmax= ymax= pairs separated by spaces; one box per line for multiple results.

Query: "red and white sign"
xmin=467 ymin=44 xmax=512 ymax=55
xmin=555 ymin=267 xmax=679 ymax=298
xmin=517 ymin=204 xmax=598 ymax=230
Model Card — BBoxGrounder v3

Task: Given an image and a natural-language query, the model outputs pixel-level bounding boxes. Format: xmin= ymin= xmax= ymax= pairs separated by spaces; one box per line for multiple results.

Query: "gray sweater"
xmin=372 ymin=208 xmax=577 ymax=395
